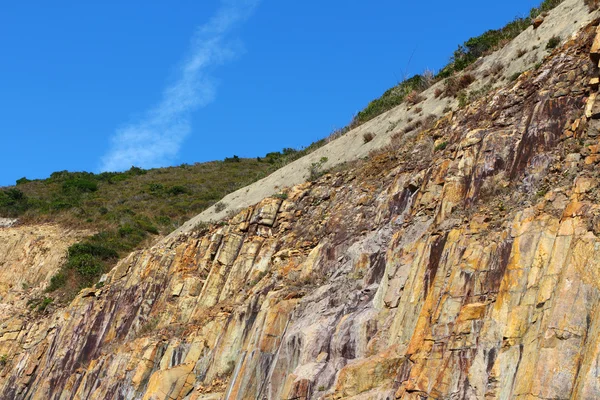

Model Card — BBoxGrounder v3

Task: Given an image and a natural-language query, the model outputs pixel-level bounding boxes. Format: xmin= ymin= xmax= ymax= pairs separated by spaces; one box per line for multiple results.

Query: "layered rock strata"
xmin=2 ymin=16 xmax=600 ymax=400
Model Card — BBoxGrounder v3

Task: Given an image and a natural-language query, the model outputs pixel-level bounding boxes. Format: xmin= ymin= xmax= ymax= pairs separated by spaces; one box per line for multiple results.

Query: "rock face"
xmin=0 ymin=218 xmax=17 ymax=228
xmin=173 ymin=0 xmax=598 ymax=232
xmin=0 ymin=225 xmax=88 ymax=379
xmin=2 ymin=13 xmax=600 ymax=400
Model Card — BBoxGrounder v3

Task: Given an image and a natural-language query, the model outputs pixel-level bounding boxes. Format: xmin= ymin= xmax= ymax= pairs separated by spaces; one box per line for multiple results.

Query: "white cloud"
xmin=100 ymin=0 xmax=260 ymax=172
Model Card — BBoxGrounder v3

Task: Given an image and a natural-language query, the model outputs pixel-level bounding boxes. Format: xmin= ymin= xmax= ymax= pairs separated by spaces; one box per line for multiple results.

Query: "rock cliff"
xmin=174 ymin=0 xmax=597 ymax=229
xmin=0 ymin=225 xmax=88 ymax=380
xmin=3 ymin=7 xmax=600 ymax=400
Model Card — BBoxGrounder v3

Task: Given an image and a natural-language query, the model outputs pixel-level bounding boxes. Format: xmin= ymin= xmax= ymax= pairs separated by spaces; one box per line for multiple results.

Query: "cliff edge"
xmin=2 ymin=2 xmax=600 ymax=399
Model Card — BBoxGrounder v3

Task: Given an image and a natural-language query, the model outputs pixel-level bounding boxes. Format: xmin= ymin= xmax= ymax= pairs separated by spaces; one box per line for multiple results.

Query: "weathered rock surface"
xmin=173 ymin=0 xmax=599 ymax=232
xmin=0 ymin=224 xmax=88 ymax=376
xmin=2 ymin=8 xmax=600 ymax=400
xmin=0 ymin=218 xmax=17 ymax=228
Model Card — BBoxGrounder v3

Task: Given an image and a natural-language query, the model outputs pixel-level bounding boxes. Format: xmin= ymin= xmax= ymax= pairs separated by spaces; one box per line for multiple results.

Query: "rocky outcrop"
xmin=0 ymin=224 xmax=88 ymax=379
xmin=2 ymin=10 xmax=600 ymax=400
xmin=173 ymin=0 xmax=598 ymax=231
xmin=0 ymin=218 xmax=17 ymax=228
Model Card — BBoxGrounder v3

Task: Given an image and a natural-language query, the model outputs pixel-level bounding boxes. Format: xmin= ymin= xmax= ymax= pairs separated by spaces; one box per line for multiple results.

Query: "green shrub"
xmin=16 ymin=177 xmax=30 ymax=185
xmin=143 ymin=224 xmax=159 ymax=235
xmin=263 ymin=148 xmax=299 ymax=165
xmin=536 ymin=187 xmax=549 ymax=198
xmin=49 ymin=199 xmax=74 ymax=210
xmin=536 ymin=0 xmax=564 ymax=14
xmin=69 ymin=242 xmax=118 ymax=260
xmin=127 ymin=166 xmax=146 ymax=176
xmin=355 ymin=74 xmax=432 ymax=125
xmin=9 ymin=153 xmax=285 ymax=299
xmin=118 ymin=224 xmax=135 ymax=237
xmin=48 ymin=220 xmax=154 ymax=294
xmin=308 ymin=157 xmax=329 ymax=181
xmin=135 ymin=217 xmax=159 ymax=235
xmin=435 ymin=142 xmax=448 ymax=152
xmin=46 ymin=272 xmax=67 ymax=292
xmin=546 ymin=35 xmax=561 ymax=49
xmin=166 ymin=185 xmax=187 ymax=195
xmin=67 ymin=254 xmax=104 ymax=278
xmin=38 ymin=297 xmax=53 ymax=312
xmin=62 ymin=178 xmax=98 ymax=193
xmin=29 ymin=296 xmax=54 ymax=312
xmin=224 ymin=155 xmax=241 ymax=163
xmin=438 ymin=15 xmax=534 ymax=78
xmin=457 ymin=91 xmax=469 ymax=108
xmin=155 ymin=215 xmax=171 ymax=225
xmin=0 ymin=188 xmax=29 ymax=216
xmin=434 ymin=0 xmax=564 ymax=80
xmin=148 ymin=183 xmax=164 ymax=193
xmin=351 ymin=0 xmax=565 ymax=127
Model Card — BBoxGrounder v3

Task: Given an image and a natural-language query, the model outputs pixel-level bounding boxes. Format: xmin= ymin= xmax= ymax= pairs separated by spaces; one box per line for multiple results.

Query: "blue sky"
xmin=0 ymin=0 xmax=543 ymax=186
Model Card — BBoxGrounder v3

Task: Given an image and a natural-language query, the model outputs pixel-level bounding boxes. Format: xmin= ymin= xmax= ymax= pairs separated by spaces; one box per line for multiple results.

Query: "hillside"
xmin=1 ymin=0 xmax=592 ymax=302
xmin=1 ymin=0 xmax=600 ymax=399
xmin=0 ymin=150 xmax=316 ymax=299
xmin=175 ymin=0 xmax=599 ymax=234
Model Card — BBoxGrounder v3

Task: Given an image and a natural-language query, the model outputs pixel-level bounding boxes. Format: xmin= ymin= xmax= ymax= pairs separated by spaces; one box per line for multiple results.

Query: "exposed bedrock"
xmin=3 ymin=12 xmax=600 ymax=400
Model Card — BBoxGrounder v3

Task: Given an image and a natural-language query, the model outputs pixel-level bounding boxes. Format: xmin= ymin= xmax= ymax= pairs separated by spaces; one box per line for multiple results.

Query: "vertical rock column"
xmin=585 ymin=24 xmax=600 ymax=164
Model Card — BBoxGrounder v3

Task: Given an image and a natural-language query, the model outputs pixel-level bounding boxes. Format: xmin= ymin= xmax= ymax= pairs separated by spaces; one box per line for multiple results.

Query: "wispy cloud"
xmin=100 ymin=0 xmax=260 ymax=172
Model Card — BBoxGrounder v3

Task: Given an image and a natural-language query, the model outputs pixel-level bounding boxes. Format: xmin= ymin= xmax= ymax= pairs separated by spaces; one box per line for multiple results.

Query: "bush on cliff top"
xmin=352 ymin=0 xmax=565 ymax=125
xmin=354 ymin=73 xmax=434 ymax=126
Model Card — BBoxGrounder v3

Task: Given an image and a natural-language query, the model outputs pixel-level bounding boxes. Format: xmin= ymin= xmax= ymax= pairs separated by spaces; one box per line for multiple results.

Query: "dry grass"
xmin=444 ymin=73 xmax=476 ymax=98
xmin=405 ymin=90 xmax=425 ymax=105
xmin=403 ymin=119 xmax=424 ymax=134
xmin=363 ymin=132 xmax=375 ymax=143
xmin=422 ymin=114 xmax=438 ymax=131
xmin=483 ymin=62 xmax=505 ymax=79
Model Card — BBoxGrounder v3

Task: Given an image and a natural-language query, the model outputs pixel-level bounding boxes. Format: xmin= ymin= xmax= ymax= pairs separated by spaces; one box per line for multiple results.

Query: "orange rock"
xmin=585 ymin=154 xmax=600 ymax=164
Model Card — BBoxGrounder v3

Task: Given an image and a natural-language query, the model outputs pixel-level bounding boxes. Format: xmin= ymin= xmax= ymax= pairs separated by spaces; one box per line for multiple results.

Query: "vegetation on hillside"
xmin=352 ymin=0 xmax=565 ymax=125
xmin=0 ymin=0 xmax=572 ymax=305
xmin=0 ymin=148 xmax=325 ymax=301
xmin=354 ymin=74 xmax=434 ymax=125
